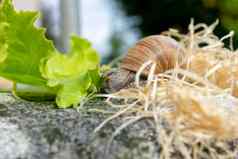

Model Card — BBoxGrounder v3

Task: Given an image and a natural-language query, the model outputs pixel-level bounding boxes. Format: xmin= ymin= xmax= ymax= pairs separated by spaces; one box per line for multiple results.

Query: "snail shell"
xmin=104 ymin=35 xmax=182 ymax=93
xmin=121 ymin=35 xmax=182 ymax=75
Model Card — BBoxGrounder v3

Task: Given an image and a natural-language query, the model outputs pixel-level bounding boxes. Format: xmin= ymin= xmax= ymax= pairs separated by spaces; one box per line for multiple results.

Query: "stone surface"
xmin=0 ymin=93 xmax=158 ymax=159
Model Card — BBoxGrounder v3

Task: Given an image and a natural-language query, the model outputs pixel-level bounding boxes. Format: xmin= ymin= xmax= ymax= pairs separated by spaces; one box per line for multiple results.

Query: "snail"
xmin=104 ymin=35 xmax=182 ymax=93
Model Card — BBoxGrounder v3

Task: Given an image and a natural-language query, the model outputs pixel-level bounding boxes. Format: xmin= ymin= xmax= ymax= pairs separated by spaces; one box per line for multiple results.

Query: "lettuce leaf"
xmin=40 ymin=36 xmax=101 ymax=108
xmin=0 ymin=0 xmax=102 ymax=108
xmin=0 ymin=0 xmax=55 ymax=86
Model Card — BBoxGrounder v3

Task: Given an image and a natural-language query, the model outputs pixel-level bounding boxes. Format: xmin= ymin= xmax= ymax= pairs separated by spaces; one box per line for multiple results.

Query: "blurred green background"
xmin=108 ymin=0 xmax=238 ymax=62
xmin=114 ymin=0 xmax=238 ymax=45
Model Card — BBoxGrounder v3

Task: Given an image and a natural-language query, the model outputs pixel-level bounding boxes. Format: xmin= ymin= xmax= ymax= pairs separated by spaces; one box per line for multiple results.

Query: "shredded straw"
xmin=96 ymin=20 xmax=238 ymax=159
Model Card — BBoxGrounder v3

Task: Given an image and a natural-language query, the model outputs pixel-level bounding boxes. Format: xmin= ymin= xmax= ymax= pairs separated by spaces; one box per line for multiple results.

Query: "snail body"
xmin=104 ymin=35 xmax=182 ymax=93
xmin=103 ymin=69 xmax=135 ymax=93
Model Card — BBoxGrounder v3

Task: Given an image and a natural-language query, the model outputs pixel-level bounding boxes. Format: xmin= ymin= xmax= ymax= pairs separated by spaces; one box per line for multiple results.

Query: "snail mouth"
xmin=97 ymin=20 xmax=238 ymax=158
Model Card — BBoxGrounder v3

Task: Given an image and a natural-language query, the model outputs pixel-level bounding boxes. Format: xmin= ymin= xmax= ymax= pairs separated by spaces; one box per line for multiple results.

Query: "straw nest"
xmin=95 ymin=20 xmax=238 ymax=159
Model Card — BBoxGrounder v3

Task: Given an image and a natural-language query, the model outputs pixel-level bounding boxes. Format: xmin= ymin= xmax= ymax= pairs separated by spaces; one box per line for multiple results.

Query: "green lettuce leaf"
xmin=40 ymin=36 xmax=101 ymax=108
xmin=0 ymin=0 xmax=102 ymax=108
xmin=0 ymin=0 xmax=54 ymax=86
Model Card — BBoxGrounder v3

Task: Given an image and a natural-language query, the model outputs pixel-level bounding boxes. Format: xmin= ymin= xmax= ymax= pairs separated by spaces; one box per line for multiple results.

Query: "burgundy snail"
xmin=104 ymin=35 xmax=183 ymax=93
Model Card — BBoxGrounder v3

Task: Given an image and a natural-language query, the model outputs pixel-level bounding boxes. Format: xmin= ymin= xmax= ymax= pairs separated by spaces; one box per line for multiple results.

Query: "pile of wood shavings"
xmin=95 ymin=20 xmax=238 ymax=159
